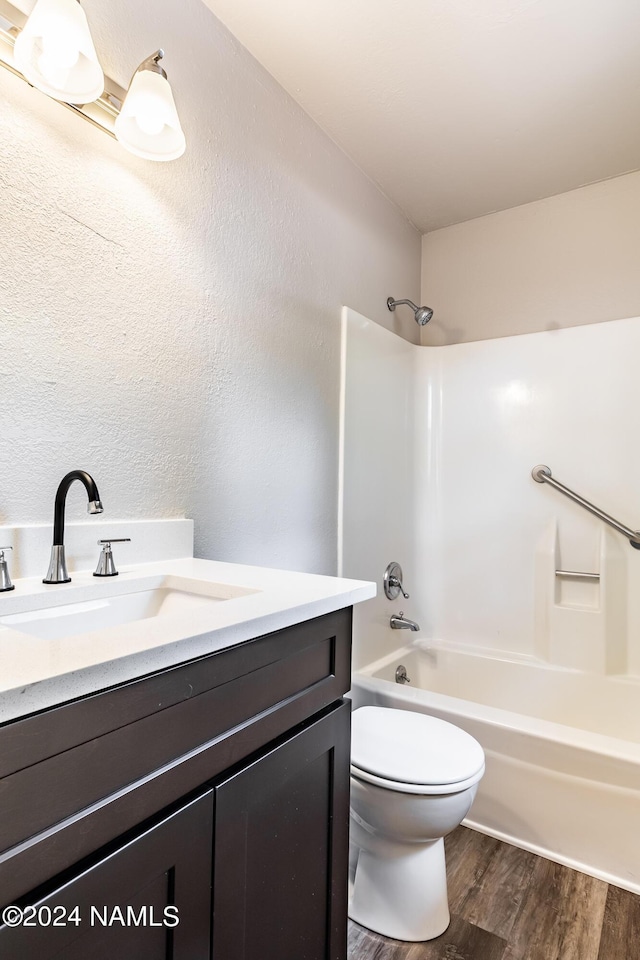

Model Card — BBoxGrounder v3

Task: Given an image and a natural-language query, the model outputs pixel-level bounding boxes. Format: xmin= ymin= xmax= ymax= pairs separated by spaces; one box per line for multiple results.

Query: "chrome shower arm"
xmin=387 ymin=297 xmax=419 ymax=312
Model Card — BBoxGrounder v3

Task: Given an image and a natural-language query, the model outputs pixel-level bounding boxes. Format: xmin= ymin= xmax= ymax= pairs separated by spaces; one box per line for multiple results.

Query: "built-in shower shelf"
xmin=534 ymin=520 xmax=627 ymax=675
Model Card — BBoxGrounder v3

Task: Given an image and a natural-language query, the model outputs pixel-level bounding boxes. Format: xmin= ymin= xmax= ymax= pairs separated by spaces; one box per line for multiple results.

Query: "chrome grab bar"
xmin=555 ymin=570 xmax=599 ymax=580
xmin=531 ymin=465 xmax=640 ymax=550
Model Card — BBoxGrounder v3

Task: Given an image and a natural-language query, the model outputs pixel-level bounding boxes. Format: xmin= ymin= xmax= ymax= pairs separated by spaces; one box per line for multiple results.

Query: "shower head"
xmin=414 ymin=305 xmax=434 ymax=325
xmin=387 ymin=297 xmax=433 ymax=326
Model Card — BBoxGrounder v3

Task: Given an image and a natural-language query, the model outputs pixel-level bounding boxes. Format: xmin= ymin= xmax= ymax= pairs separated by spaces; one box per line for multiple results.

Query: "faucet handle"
xmin=384 ymin=562 xmax=409 ymax=600
xmin=389 ymin=576 xmax=409 ymax=599
xmin=0 ymin=546 xmax=14 ymax=593
xmin=94 ymin=539 xmax=131 ymax=578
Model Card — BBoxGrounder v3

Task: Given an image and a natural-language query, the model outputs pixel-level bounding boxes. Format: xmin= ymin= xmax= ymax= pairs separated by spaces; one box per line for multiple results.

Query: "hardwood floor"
xmin=348 ymin=826 xmax=640 ymax=960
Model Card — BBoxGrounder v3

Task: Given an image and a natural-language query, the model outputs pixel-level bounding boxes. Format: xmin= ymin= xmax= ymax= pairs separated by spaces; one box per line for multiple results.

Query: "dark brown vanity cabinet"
xmin=0 ymin=607 xmax=353 ymax=960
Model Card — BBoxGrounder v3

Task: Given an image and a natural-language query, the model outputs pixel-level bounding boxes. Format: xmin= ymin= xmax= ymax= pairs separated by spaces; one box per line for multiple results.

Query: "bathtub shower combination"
xmin=340 ymin=307 xmax=640 ymax=898
xmin=352 ymin=641 xmax=640 ymax=893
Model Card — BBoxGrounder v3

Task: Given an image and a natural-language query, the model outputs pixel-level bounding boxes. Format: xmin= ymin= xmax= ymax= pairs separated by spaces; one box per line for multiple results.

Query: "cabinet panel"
xmin=0 ymin=791 xmax=213 ymax=960
xmin=212 ymin=701 xmax=351 ymax=960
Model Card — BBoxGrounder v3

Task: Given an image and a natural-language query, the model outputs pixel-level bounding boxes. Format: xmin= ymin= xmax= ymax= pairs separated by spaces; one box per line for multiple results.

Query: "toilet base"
xmin=349 ymin=836 xmax=450 ymax=942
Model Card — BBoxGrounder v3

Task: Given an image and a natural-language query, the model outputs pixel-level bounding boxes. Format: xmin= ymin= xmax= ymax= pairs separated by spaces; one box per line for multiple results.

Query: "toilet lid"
xmin=351 ymin=706 xmax=485 ymax=786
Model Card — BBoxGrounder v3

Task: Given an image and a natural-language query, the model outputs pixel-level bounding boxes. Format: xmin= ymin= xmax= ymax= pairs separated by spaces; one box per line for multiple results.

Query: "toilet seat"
xmin=351 ymin=706 xmax=485 ymax=794
xmin=350 ymin=762 xmax=485 ymax=795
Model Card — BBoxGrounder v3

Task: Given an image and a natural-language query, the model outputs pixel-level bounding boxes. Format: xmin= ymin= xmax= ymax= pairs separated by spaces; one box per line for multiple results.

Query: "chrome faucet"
xmin=43 ymin=470 xmax=104 ymax=584
xmin=390 ymin=611 xmax=420 ymax=631
xmin=0 ymin=546 xmax=14 ymax=592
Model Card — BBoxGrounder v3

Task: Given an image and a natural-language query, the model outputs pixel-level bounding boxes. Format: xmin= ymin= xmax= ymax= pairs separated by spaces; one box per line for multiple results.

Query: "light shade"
xmin=115 ymin=56 xmax=185 ymax=162
xmin=13 ymin=0 xmax=104 ymax=104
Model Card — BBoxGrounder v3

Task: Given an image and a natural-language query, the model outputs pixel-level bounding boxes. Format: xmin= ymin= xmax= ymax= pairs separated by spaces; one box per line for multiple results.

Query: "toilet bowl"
xmin=349 ymin=706 xmax=485 ymax=942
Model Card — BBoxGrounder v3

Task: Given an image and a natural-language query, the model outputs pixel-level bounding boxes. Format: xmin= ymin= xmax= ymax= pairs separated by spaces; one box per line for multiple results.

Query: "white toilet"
xmin=349 ymin=706 xmax=485 ymax=942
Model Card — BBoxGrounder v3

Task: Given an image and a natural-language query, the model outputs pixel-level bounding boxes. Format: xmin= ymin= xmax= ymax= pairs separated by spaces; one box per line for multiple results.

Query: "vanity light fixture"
xmin=0 ymin=0 xmax=186 ymax=161
xmin=115 ymin=50 xmax=185 ymax=161
xmin=12 ymin=0 xmax=103 ymax=104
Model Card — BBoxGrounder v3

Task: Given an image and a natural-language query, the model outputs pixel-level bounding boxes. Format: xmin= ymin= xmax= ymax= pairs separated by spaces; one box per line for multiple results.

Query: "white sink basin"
xmin=0 ymin=575 xmax=259 ymax=641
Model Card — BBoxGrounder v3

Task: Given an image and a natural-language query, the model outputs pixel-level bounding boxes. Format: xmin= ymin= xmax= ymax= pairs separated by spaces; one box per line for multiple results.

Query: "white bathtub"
xmin=351 ymin=643 xmax=640 ymax=893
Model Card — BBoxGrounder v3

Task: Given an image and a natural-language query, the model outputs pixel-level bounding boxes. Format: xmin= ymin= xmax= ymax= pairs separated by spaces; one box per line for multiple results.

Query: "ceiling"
xmin=202 ymin=0 xmax=640 ymax=233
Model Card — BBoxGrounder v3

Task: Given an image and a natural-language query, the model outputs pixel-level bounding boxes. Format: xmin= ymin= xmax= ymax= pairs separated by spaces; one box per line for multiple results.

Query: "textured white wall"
xmin=0 ymin=0 xmax=420 ymax=574
xmin=421 ymin=172 xmax=640 ymax=345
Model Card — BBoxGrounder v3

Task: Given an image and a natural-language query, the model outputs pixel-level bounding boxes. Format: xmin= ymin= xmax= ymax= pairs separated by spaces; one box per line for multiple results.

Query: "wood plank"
xmin=454 ymin=834 xmax=537 ymax=940
xmin=502 ymin=856 xmax=608 ymax=960
xmin=444 ymin=826 xmax=501 ymax=912
xmin=597 ymin=884 xmax=640 ymax=960
xmin=348 ymin=916 xmax=506 ymax=960
xmin=349 ymin=920 xmax=403 ymax=960
xmin=424 ymin=914 xmax=506 ymax=960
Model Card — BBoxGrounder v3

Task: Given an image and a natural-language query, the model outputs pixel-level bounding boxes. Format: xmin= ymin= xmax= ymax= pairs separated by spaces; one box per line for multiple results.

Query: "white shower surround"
xmin=340 ymin=307 xmax=640 ymax=889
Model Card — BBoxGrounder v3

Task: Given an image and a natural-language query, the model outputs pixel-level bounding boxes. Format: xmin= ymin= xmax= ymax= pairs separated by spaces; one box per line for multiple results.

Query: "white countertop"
xmin=0 ymin=558 xmax=375 ymax=724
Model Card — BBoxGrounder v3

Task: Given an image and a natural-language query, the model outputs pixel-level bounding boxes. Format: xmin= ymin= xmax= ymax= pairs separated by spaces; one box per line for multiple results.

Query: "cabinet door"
xmin=0 ymin=790 xmax=213 ymax=960
xmin=212 ymin=700 xmax=351 ymax=960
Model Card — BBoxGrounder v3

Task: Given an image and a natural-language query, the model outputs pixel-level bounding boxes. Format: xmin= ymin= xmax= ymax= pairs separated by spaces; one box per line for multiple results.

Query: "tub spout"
xmin=390 ymin=611 xmax=420 ymax=631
